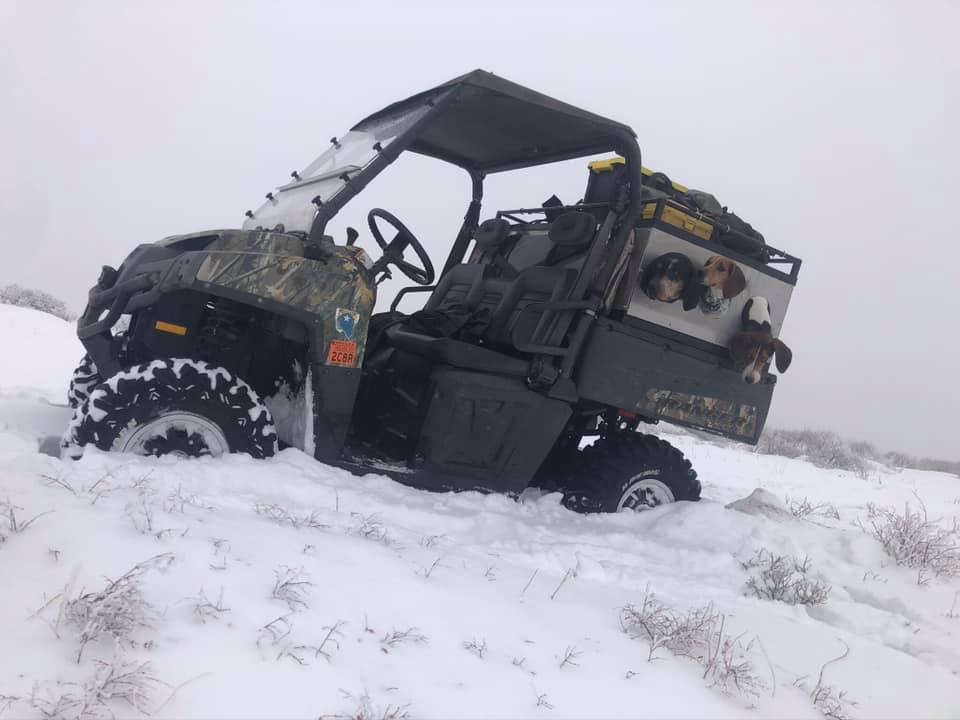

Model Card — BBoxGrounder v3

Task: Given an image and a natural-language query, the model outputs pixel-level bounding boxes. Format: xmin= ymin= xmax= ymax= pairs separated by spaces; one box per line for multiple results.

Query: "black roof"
xmin=351 ymin=69 xmax=637 ymax=174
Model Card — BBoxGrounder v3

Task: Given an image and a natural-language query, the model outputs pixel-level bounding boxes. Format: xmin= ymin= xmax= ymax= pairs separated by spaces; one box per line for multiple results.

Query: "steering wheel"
xmin=366 ymin=208 xmax=435 ymax=285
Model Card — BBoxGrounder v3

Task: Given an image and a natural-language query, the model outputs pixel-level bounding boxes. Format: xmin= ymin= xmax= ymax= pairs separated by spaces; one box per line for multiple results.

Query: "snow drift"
xmin=0 ymin=304 xmax=958 ymax=719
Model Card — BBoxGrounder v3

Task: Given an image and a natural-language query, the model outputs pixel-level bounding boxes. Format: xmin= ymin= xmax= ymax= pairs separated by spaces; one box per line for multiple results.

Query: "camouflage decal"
xmin=195 ymin=231 xmax=377 ymax=366
xmin=637 ymin=389 xmax=758 ymax=439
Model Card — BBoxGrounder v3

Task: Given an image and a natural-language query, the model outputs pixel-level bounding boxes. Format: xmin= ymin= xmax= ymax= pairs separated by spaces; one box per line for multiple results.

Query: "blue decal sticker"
xmin=335 ymin=307 xmax=358 ymax=339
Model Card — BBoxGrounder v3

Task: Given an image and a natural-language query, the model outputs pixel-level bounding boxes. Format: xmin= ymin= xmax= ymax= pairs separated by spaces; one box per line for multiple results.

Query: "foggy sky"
xmin=2 ymin=0 xmax=957 ymax=459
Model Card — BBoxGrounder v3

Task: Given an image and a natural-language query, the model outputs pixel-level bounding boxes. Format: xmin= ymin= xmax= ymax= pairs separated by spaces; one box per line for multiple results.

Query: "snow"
xmin=0 ymin=303 xmax=959 ymax=719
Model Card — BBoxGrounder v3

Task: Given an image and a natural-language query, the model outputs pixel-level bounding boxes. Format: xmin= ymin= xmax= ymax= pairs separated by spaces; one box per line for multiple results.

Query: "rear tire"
xmin=562 ymin=433 xmax=701 ymax=513
xmin=63 ymin=358 xmax=277 ymax=459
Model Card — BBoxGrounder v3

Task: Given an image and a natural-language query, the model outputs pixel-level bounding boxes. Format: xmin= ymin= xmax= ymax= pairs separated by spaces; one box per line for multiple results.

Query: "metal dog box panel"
xmin=627 ymin=225 xmax=796 ymax=350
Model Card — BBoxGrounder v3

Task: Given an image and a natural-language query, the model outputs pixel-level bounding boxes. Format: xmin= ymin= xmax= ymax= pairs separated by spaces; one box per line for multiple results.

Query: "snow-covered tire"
xmin=63 ymin=358 xmax=277 ymax=459
xmin=67 ymin=354 xmax=101 ymax=409
xmin=562 ymin=433 xmax=701 ymax=513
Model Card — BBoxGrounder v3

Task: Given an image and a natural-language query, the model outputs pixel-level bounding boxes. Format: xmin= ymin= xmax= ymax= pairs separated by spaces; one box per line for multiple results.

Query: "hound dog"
xmin=640 ymin=252 xmax=700 ymax=310
xmin=729 ymin=297 xmax=792 ymax=384
xmin=699 ymin=255 xmax=746 ymax=316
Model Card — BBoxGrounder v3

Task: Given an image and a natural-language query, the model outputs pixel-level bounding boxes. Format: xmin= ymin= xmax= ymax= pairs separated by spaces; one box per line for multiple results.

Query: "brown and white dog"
xmin=729 ymin=297 xmax=792 ymax=384
xmin=699 ymin=255 xmax=746 ymax=316
xmin=640 ymin=252 xmax=700 ymax=310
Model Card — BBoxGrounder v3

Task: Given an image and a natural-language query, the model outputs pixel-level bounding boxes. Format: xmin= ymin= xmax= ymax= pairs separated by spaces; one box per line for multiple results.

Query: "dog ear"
xmin=681 ymin=278 xmax=701 ymax=311
xmin=772 ymin=338 xmax=793 ymax=373
xmin=640 ymin=255 xmax=663 ymax=295
xmin=723 ymin=262 xmax=747 ymax=299
xmin=677 ymin=257 xmax=698 ymax=310
xmin=639 ymin=259 xmax=658 ymax=296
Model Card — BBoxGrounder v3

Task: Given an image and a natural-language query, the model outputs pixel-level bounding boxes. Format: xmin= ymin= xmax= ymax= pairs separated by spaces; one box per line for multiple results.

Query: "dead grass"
xmin=380 ymin=628 xmax=428 ymax=653
xmin=61 ymin=553 xmax=174 ymax=662
xmin=184 ymin=587 xmax=230 ymax=623
xmin=347 ymin=513 xmax=396 ymax=547
xmin=28 ymin=654 xmax=162 ymax=719
xmin=462 ymin=637 xmax=488 ymax=659
xmin=271 ymin=566 xmax=313 ymax=611
xmin=794 ymin=640 xmax=857 ymax=720
xmin=257 ymin=615 xmax=346 ymax=666
xmin=785 ymin=496 xmax=840 ymax=521
xmin=0 ymin=497 xmax=52 ymax=544
xmin=254 ymin=503 xmax=329 ymax=531
xmin=321 ymin=691 xmax=411 ymax=720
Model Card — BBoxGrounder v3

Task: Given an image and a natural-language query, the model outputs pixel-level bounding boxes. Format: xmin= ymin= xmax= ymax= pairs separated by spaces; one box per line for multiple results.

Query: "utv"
xmin=65 ymin=70 xmax=801 ymax=513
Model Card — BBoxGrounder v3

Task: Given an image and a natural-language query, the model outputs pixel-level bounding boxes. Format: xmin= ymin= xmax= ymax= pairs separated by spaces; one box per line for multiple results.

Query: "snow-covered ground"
xmin=1 ymin=304 xmax=958 ymax=719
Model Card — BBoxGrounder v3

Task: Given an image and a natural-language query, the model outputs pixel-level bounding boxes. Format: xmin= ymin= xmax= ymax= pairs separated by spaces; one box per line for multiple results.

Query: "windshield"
xmin=242 ymin=104 xmax=432 ymax=234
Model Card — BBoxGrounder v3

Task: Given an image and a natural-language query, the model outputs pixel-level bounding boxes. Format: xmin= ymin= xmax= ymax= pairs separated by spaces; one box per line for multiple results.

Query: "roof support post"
xmin=441 ymin=169 xmax=484 ymax=278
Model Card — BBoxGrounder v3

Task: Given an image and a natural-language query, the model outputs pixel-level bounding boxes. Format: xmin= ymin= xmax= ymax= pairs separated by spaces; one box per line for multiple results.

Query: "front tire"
xmin=63 ymin=358 xmax=277 ymax=459
xmin=562 ymin=433 xmax=701 ymax=513
xmin=67 ymin=354 xmax=101 ymax=409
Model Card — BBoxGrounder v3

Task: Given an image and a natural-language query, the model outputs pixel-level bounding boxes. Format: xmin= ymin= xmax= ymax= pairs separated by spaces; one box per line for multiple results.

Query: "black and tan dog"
xmin=699 ymin=255 xmax=746 ymax=316
xmin=729 ymin=297 xmax=792 ymax=384
xmin=640 ymin=253 xmax=700 ymax=310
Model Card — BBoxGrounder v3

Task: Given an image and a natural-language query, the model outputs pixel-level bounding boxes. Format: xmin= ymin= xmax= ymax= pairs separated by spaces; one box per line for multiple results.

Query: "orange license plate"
xmin=326 ymin=340 xmax=357 ymax=367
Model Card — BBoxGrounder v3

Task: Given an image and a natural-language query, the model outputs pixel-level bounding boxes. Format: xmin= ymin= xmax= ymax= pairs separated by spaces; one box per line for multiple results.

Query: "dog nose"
xmin=745 ymin=375 xmax=756 ymax=384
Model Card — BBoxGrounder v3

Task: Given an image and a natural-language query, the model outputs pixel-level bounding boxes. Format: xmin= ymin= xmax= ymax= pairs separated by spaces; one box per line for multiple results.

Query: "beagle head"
xmin=729 ymin=331 xmax=793 ymax=384
xmin=701 ymin=255 xmax=746 ymax=300
xmin=640 ymin=253 xmax=699 ymax=310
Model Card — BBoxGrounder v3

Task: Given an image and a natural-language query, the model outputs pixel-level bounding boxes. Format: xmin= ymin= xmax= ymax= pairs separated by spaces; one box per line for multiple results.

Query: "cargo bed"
xmin=576 ymin=199 xmax=799 ymax=443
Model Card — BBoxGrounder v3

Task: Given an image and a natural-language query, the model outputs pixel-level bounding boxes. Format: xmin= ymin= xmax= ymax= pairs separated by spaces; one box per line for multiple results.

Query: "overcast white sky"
xmin=1 ymin=0 xmax=957 ymax=459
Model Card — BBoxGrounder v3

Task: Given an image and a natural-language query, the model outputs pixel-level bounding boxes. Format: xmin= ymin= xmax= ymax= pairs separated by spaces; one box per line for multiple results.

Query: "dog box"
xmin=627 ymin=216 xmax=798 ymax=349
xmin=584 ymin=219 xmax=800 ymax=442
xmin=574 ymin=156 xmax=801 ymax=441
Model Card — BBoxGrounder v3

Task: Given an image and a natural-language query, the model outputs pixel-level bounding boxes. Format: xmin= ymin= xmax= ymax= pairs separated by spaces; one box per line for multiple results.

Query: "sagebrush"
xmin=620 ymin=589 xmax=766 ymax=698
xmin=757 ymin=429 xmax=868 ymax=478
xmin=742 ymin=549 xmax=831 ymax=605
xmin=862 ymin=498 xmax=960 ymax=583
xmin=758 ymin=427 xmax=960 ymax=478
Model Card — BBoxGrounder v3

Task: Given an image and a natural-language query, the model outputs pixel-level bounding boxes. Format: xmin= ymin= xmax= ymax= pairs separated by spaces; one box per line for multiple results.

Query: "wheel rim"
xmin=617 ymin=475 xmax=676 ymax=512
xmin=117 ymin=412 xmax=229 ymax=458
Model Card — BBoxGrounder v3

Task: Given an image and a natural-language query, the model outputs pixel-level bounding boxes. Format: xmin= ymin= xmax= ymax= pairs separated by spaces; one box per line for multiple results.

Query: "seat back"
xmin=421 ymin=212 xmax=594 ymax=352
xmin=484 ymin=266 xmax=578 ymax=348
xmin=424 ymin=264 xmax=486 ymax=311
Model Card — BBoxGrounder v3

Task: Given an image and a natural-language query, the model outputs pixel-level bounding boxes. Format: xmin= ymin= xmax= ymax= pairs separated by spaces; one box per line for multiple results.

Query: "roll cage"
xmin=242 ymin=68 xmax=644 ymax=284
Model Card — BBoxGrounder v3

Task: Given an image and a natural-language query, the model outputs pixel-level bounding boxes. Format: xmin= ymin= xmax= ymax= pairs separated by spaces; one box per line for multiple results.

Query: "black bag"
xmin=680 ymin=189 xmax=724 ymax=216
xmin=716 ymin=211 xmax=767 ymax=260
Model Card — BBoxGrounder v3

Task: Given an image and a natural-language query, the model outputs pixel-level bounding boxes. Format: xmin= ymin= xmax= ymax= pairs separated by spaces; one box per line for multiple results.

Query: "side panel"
xmin=576 ymin=318 xmax=774 ymax=443
xmin=414 ymin=369 xmax=572 ymax=493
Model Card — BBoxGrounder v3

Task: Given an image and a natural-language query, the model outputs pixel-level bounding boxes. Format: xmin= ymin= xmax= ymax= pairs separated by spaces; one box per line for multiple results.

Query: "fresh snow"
xmin=0 ymin=303 xmax=959 ymax=719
